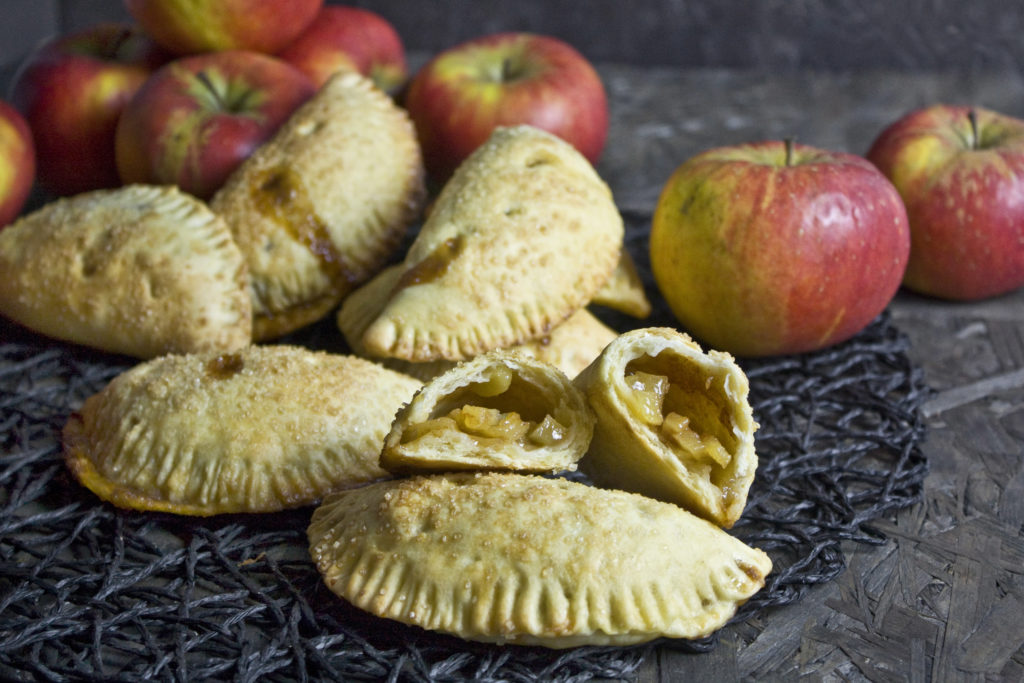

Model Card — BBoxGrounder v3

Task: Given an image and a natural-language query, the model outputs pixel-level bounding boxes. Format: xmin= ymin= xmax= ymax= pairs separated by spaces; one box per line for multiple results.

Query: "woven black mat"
xmin=0 ymin=213 xmax=929 ymax=682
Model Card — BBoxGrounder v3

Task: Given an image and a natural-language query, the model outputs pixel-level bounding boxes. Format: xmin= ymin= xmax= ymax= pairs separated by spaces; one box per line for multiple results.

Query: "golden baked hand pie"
xmin=358 ymin=124 xmax=624 ymax=362
xmin=510 ymin=307 xmax=618 ymax=380
xmin=63 ymin=345 xmax=421 ymax=516
xmin=590 ymin=249 xmax=652 ymax=318
xmin=0 ymin=184 xmax=251 ymax=358
xmin=308 ymin=472 xmax=772 ymax=648
xmin=574 ymin=327 xmax=758 ymax=528
xmin=211 ymin=70 xmax=426 ymax=341
xmin=380 ymin=351 xmax=593 ymax=474
xmin=338 ymin=264 xmax=617 ymax=381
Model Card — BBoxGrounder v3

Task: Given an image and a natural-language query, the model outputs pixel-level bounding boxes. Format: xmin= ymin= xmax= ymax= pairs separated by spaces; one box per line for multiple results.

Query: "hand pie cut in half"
xmin=63 ymin=345 xmax=422 ymax=516
xmin=574 ymin=327 xmax=758 ymax=528
xmin=211 ymin=70 xmax=426 ymax=341
xmin=358 ymin=124 xmax=624 ymax=362
xmin=308 ymin=472 xmax=773 ymax=648
xmin=338 ymin=264 xmax=618 ymax=382
xmin=380 ymin=351 xmax=594 ymax=474
xmin=0 ymin=184 xmax=251 ymax=359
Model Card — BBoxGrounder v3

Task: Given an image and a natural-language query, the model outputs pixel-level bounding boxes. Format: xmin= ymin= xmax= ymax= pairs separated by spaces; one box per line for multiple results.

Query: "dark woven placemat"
xmin=0 ymin=213 xmax=929 ymax=682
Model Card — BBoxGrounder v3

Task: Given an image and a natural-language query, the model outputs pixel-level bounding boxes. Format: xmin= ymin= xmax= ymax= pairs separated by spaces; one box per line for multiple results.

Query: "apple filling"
xmin=622 ymin=370 xmax=732 ymax=470
xmin=400 ymin=366 xmax=567 ymax=450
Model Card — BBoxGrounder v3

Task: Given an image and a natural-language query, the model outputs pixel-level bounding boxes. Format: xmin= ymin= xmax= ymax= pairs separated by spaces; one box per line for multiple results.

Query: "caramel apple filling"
xmin=621 ymin=369 xmax=734 ymax=473
xmin=400 ymin=366 xmax=568 ymax=450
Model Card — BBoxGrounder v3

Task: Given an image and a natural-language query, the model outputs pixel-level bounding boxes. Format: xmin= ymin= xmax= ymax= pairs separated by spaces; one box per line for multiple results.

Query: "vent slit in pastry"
xmin=251 ymin=166 xmax=345 ymax=277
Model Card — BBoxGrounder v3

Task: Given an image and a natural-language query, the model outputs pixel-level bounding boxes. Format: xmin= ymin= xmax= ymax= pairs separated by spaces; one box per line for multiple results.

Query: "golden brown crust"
xmin=358 ymin=125 xmax=623 ymax=362
xmin=574 ymin=327 xmax=759 ymax=528
xmin=338 ymin=265 xmax=618 ymax=381
xmin=62 ymin=345 xmax=421 ymax=515
xmin=308 ymin=472 xmax=772 ymax=648
xmin=211 ymin=71 xmax=426 ymax=340
xmin=380 ymin=351 xmax=595 ymax=474
xmin=590 ymin=250 xmax=652 ymax=318
xmin=0 ymin=184 xmax=252 ymax=358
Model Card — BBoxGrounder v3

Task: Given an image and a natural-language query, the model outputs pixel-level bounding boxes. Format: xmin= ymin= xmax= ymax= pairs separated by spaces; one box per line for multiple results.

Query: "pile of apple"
xmin=0 ymin=0 xmax=1022 ymax=358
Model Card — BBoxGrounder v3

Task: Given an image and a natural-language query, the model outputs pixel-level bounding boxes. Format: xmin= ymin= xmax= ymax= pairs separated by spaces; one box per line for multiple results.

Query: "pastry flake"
xmin=574 ymin=327 xmax=758 ymax=528
xmin=62 ymin=345 xmax=422 ymax=516
xmin=358 ymin=124 xmax=624 ymax=362
xmin=0 ymin=184 xmax=251 ymax=358
xmin=211 ymin=70 xmax=426 ymax=340
xmin=380 ymin=351 xmax=593 ymax=474
xmin=308 ymin=472 xmax=772 ymax=648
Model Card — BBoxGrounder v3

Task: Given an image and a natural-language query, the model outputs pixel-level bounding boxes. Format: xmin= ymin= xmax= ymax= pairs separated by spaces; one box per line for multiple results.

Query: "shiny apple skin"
xmin=404 ymin=32 xmax=608 ymax=182
xmin=868 ymin=104 xmax=1024 ymax=300
xmin=9 ymin=23 xmax=170 ymax=196
xmin=277 ymin=6 xmax=407 ymax=94
xmin=0 ymin=100 xmax=35 ymax=227
xmin=123 ymin=0 xmax=323 ymax=55
xmin=115 ymin=50 xmax=315 ymax=200
xmin=650 ymin=141 xmax=910 ymax=357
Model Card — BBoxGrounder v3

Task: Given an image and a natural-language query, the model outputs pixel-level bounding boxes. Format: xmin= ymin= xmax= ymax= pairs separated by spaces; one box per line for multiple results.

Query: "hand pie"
xmin=510 ymin=307 xmax=618 ymax=380
xmin=574 ymin=327 xmax=758 ymax=528
xmin=380 ymin=351 xmax=593 ymax=474
xmin=0 ymin=184 xmax=251 ymax=358
xmin=63 ymin=345 xmax=421 ymax=516
xmin=358 ymin=125 xmax=624 ymax=362
xmin=308 ymin=472 xmax=772 ymax=648
xmin=590 ymin=250 xmax=652 ymax=318
xmin=338 ymin=264 xmax=617 ymax=381
xmin=211 ymin=70 xmax=426 ymax=341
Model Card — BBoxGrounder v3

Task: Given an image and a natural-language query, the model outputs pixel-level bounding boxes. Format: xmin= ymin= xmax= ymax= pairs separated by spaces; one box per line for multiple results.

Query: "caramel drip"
xmin=396 ymin=235 xmax=465 ymax=289
xmin=205 ymin=353 xmax=244 ymax=379
xmin=253 ymin=168 xmax=348 ymax=281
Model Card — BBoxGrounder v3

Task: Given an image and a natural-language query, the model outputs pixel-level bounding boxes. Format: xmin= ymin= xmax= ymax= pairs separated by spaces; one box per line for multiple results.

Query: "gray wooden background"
xmin=5 ymin=0 xmax=1024 ymax=76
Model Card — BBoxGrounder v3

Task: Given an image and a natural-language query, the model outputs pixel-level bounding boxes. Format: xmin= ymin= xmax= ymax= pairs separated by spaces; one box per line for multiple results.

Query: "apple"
xmin=9 ymin=23 xmax=170 ymax=196
xmin=277 ymin=6 xmax=408 ymax=94
xmin=649 ymin=140 xmax=910 ymax=357
xmin=403 ymin=32 xmax=608 ymax=182
xmin=867 ymin=104 xmax=1024 ymax=300
xmin=0 ymin=100 xmax=35 ymax=227
xmin=123 ymin=0 xmax=323 ymax=56
xmin=115 ymin=50 xmax=315 ymax=200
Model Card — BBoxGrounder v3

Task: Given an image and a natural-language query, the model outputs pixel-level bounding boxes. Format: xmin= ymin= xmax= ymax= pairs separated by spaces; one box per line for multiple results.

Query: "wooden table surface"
xmin=590 ymin=64 xmax=1024 ymax=682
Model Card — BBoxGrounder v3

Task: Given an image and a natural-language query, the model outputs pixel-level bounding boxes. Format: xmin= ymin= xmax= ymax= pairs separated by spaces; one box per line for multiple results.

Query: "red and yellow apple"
xmin=115 ymin=50 xmax=315 ymax=199
xmin=277 ymin=5 xmax=408 ymax=94
xmin=650 ymin=140 xmax=910 ymax=357
xmin=9 ymin=23 xmax=169 ymax=196
xmin=403 ymin=32 xmax=608 ymax=181
xmin=0 ymin=100 xmax=35 ymax=228
xmin=867 ymin=104 xmax=1024 ymax=301
xmin=123 ymin=0 xmax=323 ymax=56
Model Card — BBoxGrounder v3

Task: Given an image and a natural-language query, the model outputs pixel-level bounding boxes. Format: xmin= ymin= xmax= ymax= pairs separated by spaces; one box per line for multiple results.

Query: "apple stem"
xmin=196 ymin=70 xmax=225 ymax=110
xmin=968 ymin=109 xmax=980 ymax=149
xmin=784 ymin=137 xmax=795 ymax=167
xmin=501 ymin=58 xmax=513 ymax=82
